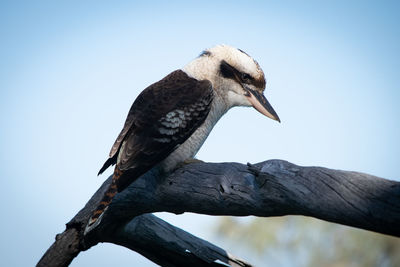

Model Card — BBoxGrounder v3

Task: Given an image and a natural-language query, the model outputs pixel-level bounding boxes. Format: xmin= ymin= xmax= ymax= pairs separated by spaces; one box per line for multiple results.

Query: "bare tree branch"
xmin=38 ymin=159 xmax=400 ymax=267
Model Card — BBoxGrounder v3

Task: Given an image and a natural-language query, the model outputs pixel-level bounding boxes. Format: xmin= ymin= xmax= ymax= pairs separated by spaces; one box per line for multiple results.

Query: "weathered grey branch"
xmin=38 ymin=159 xmax=400 ymax=267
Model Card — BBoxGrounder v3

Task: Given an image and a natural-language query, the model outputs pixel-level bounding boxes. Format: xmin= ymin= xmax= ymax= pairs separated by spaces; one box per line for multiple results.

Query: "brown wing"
xmin=98 ymin=70 xmax=213 ymax=190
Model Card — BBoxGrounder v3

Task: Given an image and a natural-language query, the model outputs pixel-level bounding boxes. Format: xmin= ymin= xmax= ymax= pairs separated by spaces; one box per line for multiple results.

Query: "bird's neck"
xmin=183 ymin=56 xmax=217 ymax=82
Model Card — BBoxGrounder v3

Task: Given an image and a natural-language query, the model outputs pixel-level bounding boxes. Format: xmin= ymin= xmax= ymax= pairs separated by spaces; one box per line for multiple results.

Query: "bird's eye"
xmin=241 ymin=73 xmax=252 ymax=83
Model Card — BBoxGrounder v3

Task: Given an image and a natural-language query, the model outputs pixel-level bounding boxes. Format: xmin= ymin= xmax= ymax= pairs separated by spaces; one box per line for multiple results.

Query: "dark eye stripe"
xmin=219 ymin=60 xmax=264 ymax=89
xmin=219 ymin=60 xmax=238 ymax=80
xmin=241 ymin=73 xmax=253 ymax=82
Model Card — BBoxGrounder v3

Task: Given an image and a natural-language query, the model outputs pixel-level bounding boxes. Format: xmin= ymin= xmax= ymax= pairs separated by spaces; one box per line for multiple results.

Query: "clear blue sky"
xmin=1 ymin=1 xmax=399 ymax=266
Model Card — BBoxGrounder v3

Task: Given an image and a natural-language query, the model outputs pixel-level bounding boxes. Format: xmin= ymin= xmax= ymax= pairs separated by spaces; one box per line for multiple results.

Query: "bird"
xmin=86 ymin=44 xmax=280 ymax=232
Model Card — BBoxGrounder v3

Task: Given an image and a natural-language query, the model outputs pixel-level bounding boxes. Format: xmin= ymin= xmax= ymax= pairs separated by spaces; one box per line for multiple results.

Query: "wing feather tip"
xmin=98 ymin=157 xmax=116 ymax=176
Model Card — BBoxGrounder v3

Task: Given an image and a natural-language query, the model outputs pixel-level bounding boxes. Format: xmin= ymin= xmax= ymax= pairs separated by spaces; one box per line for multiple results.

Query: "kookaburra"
xmin=86 ymin=44 xmax=280 ymax=231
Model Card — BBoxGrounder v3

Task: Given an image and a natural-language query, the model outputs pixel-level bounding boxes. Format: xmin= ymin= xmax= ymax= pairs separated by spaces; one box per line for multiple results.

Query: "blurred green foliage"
xmin=215 ymin=216 xmax=400 ymax=267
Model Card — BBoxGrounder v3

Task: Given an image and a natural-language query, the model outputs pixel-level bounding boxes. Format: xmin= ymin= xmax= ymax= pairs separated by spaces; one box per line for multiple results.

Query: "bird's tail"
xmin=85 ymin=167 xmax=124 ymax=234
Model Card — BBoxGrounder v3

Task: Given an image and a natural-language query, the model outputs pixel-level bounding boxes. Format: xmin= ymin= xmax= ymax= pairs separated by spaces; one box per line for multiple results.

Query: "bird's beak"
xmin=244 ymin=87 xmax=280 ymax=122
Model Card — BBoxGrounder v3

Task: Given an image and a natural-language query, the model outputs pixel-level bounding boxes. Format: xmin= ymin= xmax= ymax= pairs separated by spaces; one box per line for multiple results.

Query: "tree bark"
xmin=37 ymin=159 xmax=400 ymax=267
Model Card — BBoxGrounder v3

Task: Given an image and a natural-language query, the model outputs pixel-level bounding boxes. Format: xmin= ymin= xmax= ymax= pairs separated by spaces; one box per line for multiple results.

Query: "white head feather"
xmin=183 ymin=44 xmax=266 ymax=108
